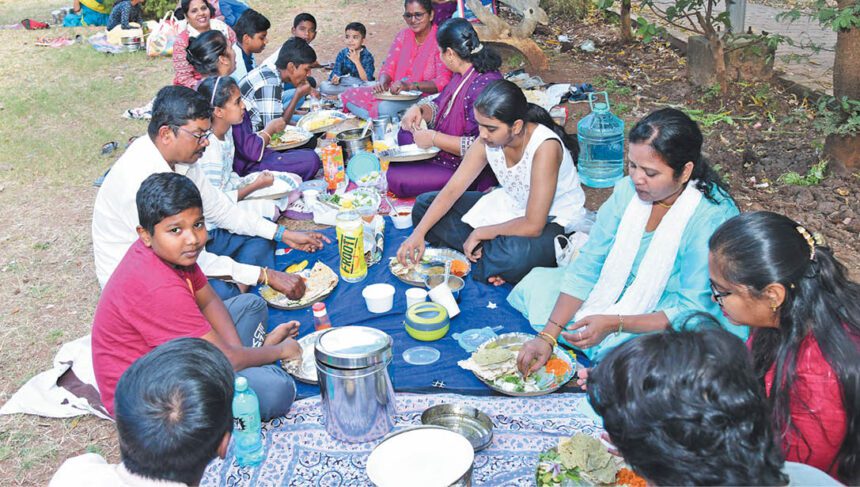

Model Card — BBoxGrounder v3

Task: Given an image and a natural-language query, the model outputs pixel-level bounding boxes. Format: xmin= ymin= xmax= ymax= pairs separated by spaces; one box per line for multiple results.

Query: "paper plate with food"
xmin=259 ymin=262 xmax=338 ymax=310
xmin=388 ymin=247 xmax=471 ymax=286
xmin=297 ymin=110 xmax=350 ymax=133
xmin=374 ymin=89 xmax=422 ymax=101
xmin=379 ymin=143 xmax=441 ymax=163
xmin=536 ymin=433 xmax=646 ymax=487
xmin=281 ymin=329 xmax=326 ymax=384
xmin=458 ymin=332 xmax=576 ymax=396
xmin=269 ymin=126 xmax=313 ymax=151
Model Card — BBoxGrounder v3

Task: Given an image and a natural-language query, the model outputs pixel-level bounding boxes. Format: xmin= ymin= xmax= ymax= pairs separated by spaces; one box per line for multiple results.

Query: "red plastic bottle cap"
xmin=312 ymin=302 xmax=326 ymax=312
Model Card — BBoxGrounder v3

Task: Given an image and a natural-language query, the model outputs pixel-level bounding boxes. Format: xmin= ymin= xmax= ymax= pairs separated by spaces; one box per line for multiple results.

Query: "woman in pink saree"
xmin=341 ymin=0 xmax=452 ymax=120
xmin=388 ymin=18 xmax=501 ymax=197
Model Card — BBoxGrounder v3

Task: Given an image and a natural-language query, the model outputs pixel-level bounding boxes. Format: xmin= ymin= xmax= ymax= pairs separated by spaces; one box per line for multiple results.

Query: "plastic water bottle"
xmin=232 ymin=377 xmax=265 ymax=466
xmin=577 ymin=92 xmax=625 ymax=188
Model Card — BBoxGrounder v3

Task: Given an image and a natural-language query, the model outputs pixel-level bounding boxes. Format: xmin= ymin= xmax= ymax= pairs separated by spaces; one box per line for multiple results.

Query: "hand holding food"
xmin=413 ymin=129 xmax=435 ymax=149
xmin=266 ymin=269 xmax=306 ymax=300
xmin=264 ymin=117 xmax=287 ymax=138
xmin=252 ymin=171 xmax=275 ymax=189
xmin=400 ymin=106 xmax=424 ymax=132
xmin=397 ymin=233 xmax=426 ymax=266
xmin=278 ymin=338 xmax=302 ymax=361
xmin=282 ymin=230 xmax=330 ymax=252
xmin=516 ymin=337 xmax=553 ymax=377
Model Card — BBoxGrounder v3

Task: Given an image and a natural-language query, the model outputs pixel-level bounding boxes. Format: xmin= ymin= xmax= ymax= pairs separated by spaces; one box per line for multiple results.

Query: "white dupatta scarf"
xmin=575 ymin=182 xmax=703 ymax=326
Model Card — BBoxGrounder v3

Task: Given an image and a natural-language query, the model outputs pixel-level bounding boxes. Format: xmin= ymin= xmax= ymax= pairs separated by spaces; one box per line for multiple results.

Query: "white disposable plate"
xmin=366 ymin=426 xmax=473 ymax=487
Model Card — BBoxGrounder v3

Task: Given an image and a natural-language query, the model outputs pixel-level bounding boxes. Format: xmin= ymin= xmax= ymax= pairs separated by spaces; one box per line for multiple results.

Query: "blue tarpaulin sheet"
xmin=266 ymin=218 xmax=589 ymax=399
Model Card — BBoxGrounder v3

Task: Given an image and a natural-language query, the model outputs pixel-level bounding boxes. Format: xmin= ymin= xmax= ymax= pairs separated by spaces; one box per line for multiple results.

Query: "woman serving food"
xmin=397 ymin=80 xmax=586 ymax=285
xmin=512 ymin=108 xmax=746 ymax=370
xmin=341 ymin=0 xmax=452 ymax=120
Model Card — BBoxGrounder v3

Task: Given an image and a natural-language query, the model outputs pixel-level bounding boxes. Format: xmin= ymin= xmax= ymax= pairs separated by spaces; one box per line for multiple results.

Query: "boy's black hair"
xmin=115 ymin=338 xmax=234 ymax=486
xmin=147 ymin=85 xmax=212 ymax=139
xmin=587 ymin=321 xmax=788 ymax=486
xmin=233 ymin=8 xmax=270 ymax=43
xmin=345 ymin=21 xmax=366 ymax=38
xmin=293 ymin=12 xmax=317 ymax=29
xmin=136 ymin=173 xmax=203 ymax=235
xmin=274 ymin=37 xmax=317 ymax=70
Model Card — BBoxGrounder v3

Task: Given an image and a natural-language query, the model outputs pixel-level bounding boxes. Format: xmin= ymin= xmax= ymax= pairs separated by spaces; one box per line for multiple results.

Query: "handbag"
xmin=146 ymin=10 xmax=183 ymax=57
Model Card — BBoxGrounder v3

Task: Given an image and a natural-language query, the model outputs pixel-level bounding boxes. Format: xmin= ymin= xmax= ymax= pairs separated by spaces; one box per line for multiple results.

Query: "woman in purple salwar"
xmin=231 ymin=111 xmax=321 ymax=181
xmin=391 ymin=18 xmax=502 ymax=197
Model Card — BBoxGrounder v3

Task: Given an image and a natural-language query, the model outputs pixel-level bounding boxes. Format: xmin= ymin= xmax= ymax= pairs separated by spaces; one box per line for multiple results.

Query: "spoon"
xmin=360 ymin=119 xmax=371 ymax=139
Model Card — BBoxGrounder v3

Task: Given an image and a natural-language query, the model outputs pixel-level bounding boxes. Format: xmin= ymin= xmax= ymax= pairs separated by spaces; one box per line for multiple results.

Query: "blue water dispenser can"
xmin=577 ymin=92 xmax=625 ymax=188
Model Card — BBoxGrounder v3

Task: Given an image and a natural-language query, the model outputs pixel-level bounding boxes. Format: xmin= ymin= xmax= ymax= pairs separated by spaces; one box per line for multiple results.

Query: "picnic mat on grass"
xmin=201 ymin=392 xmax=600 ymax=486
xmin=267 ymin=217 xmax=589 ymax=398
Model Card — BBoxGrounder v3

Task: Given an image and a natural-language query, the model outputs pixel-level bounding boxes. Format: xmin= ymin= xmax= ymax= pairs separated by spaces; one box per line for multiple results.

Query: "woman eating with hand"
xmin=512 ymin=108 xmax=746 ymax=371
xmin=388 ymin=18 xmax=502 ymax=197
xmin=341 ymin=0 xmax=452 ymax=120
xmin=173 ymin=0 xmax=237 ymax=89
xmin=397 ymin=80 xmax=586 ymax=285
xmin=708 ymin=212 xmax=859 ymax=484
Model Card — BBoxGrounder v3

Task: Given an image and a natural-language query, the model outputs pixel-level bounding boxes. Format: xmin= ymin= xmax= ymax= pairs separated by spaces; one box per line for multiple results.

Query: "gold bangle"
xmin=617 ymin=315 xmax=624 ymax=336
xmin=262 ymin=267 xmax=269 ymax=287
xmin=538 ymin=331 xmax=557 ymax=348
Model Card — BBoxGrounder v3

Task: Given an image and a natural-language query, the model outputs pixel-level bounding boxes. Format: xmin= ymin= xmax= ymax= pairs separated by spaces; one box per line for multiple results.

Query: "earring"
xmin=770 ymin=303 xmax=778 ymax=312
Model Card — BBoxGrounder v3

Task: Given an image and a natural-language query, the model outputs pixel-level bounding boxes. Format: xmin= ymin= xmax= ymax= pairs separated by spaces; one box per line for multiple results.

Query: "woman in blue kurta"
xmin=511 ymin=108 xmax=748 ymax=372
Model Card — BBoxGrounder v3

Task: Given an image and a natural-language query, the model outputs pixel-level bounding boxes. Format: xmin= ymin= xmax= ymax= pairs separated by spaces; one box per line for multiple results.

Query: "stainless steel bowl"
xmin=336 ymin=128 xmax=373 ymax=163
xmin=424 ymin=274 xmax=465 ymax=301
xmin=421 ymin=404 xmax=494 ymax=452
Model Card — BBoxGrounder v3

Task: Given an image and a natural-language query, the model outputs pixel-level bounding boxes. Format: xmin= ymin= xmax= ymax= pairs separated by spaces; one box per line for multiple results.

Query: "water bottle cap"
xmin=593 ymin=102 xmax=609 ymax=112
xmin=235 ymin=376 xmax=248 ymax=392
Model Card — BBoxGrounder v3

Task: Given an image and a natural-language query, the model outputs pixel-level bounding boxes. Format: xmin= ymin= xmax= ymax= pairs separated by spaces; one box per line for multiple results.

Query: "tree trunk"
xmin=825 ymin=0 xmax=860 ymax=169
xmin=620 ymin=0 xmax=633 ymax=42
xmin=707 ymin=34 xmax=729 ymax=95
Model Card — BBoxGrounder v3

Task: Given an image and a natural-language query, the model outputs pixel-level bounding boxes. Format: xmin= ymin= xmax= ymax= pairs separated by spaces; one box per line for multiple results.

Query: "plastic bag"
xmin=146 ymin=10 xmax=183 ymax=57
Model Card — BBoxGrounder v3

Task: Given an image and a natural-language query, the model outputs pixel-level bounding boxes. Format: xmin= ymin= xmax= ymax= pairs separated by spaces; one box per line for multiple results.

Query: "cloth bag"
xmin=146 ymin=10 xmax=183 ymax=57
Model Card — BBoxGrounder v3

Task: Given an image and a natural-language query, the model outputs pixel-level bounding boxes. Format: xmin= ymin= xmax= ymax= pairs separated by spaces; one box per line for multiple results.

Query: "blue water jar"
xmin=577 ymin=92 xmax=625 ymax=188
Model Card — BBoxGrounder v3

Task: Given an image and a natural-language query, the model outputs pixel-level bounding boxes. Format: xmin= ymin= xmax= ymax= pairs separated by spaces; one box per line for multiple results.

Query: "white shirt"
xmin=462 ymin=124 xmax=587 ymax=233
xmin=92 ymin=135 xmax=276 ymax=288
xmin=230 ymin=42 xmax=253 ymax=83
xmin=50 ymin=453 xmax=189 ymax=487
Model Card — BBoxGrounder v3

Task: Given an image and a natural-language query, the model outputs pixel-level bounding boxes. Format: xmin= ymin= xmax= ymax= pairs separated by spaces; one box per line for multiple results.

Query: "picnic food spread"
xmin=536 ymin=433 xmax=630 ymax=486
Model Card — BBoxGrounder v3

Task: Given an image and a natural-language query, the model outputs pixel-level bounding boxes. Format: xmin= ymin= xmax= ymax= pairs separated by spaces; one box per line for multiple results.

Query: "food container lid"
xmin=315 ymin=326 xmax=392 ymax=369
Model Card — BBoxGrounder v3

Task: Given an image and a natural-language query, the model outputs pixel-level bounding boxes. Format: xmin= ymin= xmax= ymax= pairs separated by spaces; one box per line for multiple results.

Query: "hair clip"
xmin=470 ymin=43 xmax=483 ymax=54
xmin=795 ymin=225 xmax=815 ymax=260
xmin=210 ymin=76 xmax=221 ymax=106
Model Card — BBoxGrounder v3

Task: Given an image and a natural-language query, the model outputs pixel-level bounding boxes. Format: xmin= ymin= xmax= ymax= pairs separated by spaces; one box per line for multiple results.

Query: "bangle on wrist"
xmin=274 ymin=225 xmax=286 ymax=243
xmin=616 ymin=315 xmax=624 ymax=336
xmin=547 ymin=318 xmax=562 ymax=330
xmin=262 ymin=267 xmax=269 ymax=286
xmin=431 ymin=130 xmax=437 ymax=146
xmin=537 ymin=331 xmax=557 ymax=348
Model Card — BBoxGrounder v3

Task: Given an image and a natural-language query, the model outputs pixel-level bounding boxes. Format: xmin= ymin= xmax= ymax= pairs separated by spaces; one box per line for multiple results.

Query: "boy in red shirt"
xmin=92 ymin=172 xmax=300 ymax=420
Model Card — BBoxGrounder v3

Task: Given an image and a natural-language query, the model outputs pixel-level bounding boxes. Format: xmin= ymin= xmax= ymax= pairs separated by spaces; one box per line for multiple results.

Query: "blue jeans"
xmin=226 ymin=294 xmax=297 ymax=420
xmin=205 ymin=228 xmax=275 ymax=301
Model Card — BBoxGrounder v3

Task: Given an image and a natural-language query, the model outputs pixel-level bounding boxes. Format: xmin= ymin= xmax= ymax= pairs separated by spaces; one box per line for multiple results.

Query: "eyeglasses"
xmin=175 ymin=127 xmax=212 ymax=145
xmin=402 ymin=12 xmax=427 ymax=21
xmin=709 ymin=280 xmax=732 ymax=306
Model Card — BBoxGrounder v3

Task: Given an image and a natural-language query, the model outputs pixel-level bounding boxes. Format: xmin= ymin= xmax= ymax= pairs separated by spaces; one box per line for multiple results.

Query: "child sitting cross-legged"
xmin=197 ymin=75 xmax=302 ymax=220
xmin=91 ymin=172 xmax=302 ymax=421
xmin=321 ymin=22 xmax=376 ymax=97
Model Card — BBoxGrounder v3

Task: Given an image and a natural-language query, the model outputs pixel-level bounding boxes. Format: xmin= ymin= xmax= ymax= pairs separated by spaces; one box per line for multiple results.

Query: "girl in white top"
xmin=397 ymin=79 xmax=587 ymax=285
xmin=196 ymin=76 xmax=301 ymax=226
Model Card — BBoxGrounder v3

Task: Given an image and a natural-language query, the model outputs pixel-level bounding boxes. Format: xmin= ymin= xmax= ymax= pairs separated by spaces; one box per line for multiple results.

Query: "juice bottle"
xmin=336 ymin=208 xmax=367 ymax=283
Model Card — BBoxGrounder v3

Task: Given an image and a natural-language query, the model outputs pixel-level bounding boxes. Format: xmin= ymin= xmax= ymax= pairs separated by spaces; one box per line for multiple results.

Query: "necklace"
xmin=655 ymin=200 xmax=673 ymax=209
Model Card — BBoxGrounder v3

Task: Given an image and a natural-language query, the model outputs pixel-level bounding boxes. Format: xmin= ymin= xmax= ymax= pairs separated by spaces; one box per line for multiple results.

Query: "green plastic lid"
xmin=593 ymin=102 xmax=609 ymax=113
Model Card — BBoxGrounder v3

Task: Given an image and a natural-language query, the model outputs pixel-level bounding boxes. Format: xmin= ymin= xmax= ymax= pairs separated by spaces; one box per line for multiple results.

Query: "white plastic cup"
xmin=362 ymin=283 xmax=396 ymax=313
xmin=428 ymin=283 xmax=460 ymax=318
xmin=302 ymin=189 xmax=319 ymax=203
xmin=405 ymin=288 xmax=428 ymax=307
xmin=391 ymin=206 xmax=413 ymax=229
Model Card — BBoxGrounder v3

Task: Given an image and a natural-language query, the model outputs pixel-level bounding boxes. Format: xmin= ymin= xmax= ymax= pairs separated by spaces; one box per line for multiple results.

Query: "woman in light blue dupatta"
xmin=511 ymin=108 xmax=748 ymax=374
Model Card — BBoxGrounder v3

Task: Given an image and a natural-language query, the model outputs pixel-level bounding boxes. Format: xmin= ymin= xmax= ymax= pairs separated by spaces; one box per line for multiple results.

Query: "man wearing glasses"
xmin=93 ymin=85 xmax=328 ymax=301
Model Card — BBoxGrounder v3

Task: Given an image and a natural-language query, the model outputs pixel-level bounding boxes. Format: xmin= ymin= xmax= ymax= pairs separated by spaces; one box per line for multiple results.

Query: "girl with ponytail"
xmin=186 ymin=30 xmax=236 ymax=84
xmin=390 ymin=18 xmax=503 ymax=197
xmin=397 ymin=79 xmax=587 ymax=286
xmin=511 ymin=107 xmax=743 ymax=372
xmin=708 ymin=211 xmax=860 ymax=484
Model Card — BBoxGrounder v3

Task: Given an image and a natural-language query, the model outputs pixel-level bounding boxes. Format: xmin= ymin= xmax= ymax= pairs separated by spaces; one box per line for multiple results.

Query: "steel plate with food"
xmin=269 ymin=126 xmax=313 ymax=150
xmin=297 ymin=110 xmax=350 ymax=133
xmin=374 ymin=89 xmax=422 ymax=101
xmin=379 ymin=143 xmax=441 ymax=162
xmin=536 ymin=433 xmax=646 ymax=487
xmin=281 ymin=330 xmax=325 ymax=384
xmin=388 ymin=247 xmax=471 ymax=286
xmin=259 ymin=262 xmax=338 ymax=310
xmin=458 ymin=332 xmax=576 ymax=396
